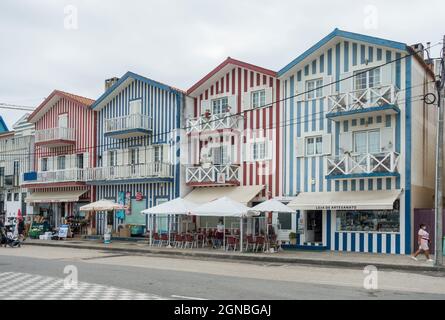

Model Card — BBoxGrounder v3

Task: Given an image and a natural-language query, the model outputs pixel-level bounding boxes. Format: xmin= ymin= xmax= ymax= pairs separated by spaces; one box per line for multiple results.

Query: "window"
xmin=0 ymin=167 xmax=4 ymax=188
xmin=7 ymin=193 xmax=11 ymax=202
xmin=353 ymin=130 xmax=380 ymax=154
xmin=108 ymin=150 xmax=117 ymax=166
xmin=211 ymin=97 xmax=229 ymax=115
xmin=76 ymin=154 xmax=84 ymax=169
xmin=251 ymin=90 xmax=266 ymax=109
xmin=57 ymin=156 xmax=66 ymax=170
xmin=13 ymin=161 xmax=19 ymax=186
xmin=336 ymin=210 xmax=399 ymax=232
xmin=129 ymin=148 xmax=139 ymax=165
xmin=129 ymin=99 xmax=142 ymax=114
xmin=306 ymin=79 xmax=323 ymax=100
xmin=306 ymin=136 xmax=323 ymax=156
xmin=252 ymin=142 xmax=267 ymax=161
xmin=277 ymin=212 xmax=292 ymax=230
xmin=58 ymin=114 xmax=68 ymax=128
xmin=354 ymin=67 xmax=381 ymax=90
xmin=154 ymin=146 xmax=163 ymax=162
xmin=14 ymin=193 xmax=19 ymax=202
xmin=212 ymin=145 xmax=228 ymax=165
xmin=41 ymin=158 xmax=48 ymax=172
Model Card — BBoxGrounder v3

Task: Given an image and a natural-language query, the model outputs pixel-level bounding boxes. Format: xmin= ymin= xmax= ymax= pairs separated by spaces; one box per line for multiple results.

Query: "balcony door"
xmin=129 ymin=148 xmax=140 ymax=175
xmin=58 ymin=114 xmax=69 ymax=140
xmin=153 ymin=145 xmax=163 ymax=174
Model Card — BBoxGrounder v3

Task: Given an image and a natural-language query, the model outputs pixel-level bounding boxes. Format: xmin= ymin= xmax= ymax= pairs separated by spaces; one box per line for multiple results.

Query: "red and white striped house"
xmin=183 ymin=57 xmax=282 ymax=209
xmin=22 ymin=90 xmax=96 ymax=228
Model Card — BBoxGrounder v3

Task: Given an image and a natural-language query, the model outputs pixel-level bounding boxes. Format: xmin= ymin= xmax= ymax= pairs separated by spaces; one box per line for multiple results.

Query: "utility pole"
xmin=434 ymin=35 xmax=445 ymax=266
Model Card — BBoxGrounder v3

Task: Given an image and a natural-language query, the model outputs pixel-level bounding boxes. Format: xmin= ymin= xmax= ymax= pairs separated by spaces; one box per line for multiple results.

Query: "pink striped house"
xmin=184 ymin=57 xmax=282 ymax=211
xmin=23 ymin=90 xmax=96 ymax=228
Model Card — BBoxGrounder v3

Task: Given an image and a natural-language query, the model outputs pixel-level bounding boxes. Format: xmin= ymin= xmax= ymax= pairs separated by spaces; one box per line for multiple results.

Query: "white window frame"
xmin=305 ymin=136 xmax=323 ymax=156
xmin=57 ymin=156 xmax=66 ymax=170
xmin=129 ymin=99 xmax=142 ymax=115
xmin=353 ymin=129 xmax=381 ymax=155
xmin=211 ymin=97 xmax=229 ymax=115
xmin=252 ymin=141 xmax=267 ymax=161
xmin=154 ymin=145 xmax=163 ymax=163
xmin=41 ymin=158 xmax=48 ymax=172
xmin=305 ymin=78 xmax=323 ymax=100
xmin=251 ymin=90 xmax=266 ymax=109
xmin=58 ymin=113 xmax=68 ymax=128
xmin=108 ymin=150 xmax=117 ymax=167
xmin=354 ymin=67 xmax=381 ymax=90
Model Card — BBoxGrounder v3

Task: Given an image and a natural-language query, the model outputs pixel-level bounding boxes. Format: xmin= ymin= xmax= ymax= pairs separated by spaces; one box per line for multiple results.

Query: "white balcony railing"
xmin=186 ymin=113 xmax=240 ymax=134
xmin=35 ymin=127 xmax=75 ymax=143
xmin=105 ymin=114 xmax=152 ymax=134
xmin=327 ymin=84 xmax=400 ymax=116
xmin=35 ymin=168 xmax=86 ymax=183
xmin=326 ymin=152 xmax=400 ymax=176
xmin=85 ymin=162 xmax=173 ymax=181
xmin=186 ymin=164 xmax=240 ymax=184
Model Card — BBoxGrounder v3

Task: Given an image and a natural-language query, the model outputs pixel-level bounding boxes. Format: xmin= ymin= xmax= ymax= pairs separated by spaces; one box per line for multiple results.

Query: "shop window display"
xmin=336 ymin=210 xmax=399 ymax=232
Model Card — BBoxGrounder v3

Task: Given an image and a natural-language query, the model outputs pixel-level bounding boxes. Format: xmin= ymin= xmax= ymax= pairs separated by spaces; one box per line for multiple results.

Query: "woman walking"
xmin=411 ymin=224 xmax=434 ymax=262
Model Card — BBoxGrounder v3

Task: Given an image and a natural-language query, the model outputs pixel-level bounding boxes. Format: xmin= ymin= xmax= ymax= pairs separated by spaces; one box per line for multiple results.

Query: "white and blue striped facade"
xmin=90 ymin=72 xmax=185 ymax=232
xmin=279 ymin=29 xmax=436 ymax=255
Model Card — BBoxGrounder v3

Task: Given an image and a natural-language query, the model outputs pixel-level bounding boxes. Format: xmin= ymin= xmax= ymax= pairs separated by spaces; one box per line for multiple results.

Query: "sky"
xmin=0 ymin=0 xmax=444 ymax=128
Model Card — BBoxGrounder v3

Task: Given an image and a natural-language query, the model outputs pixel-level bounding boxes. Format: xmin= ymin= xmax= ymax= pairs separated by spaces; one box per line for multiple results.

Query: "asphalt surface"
xmin=0 ymin=246 xmax=444 ymax=300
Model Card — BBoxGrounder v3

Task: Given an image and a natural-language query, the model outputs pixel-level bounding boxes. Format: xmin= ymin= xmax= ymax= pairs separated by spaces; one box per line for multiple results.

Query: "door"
xmin=306 ymin=211 xmax=323 ymax=243
xmin=58 ymin=114 xmax=69 ymax=139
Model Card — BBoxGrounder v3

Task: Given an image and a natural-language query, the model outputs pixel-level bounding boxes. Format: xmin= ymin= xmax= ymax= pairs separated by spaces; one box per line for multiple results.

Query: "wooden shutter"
xmin=242 ymin=92 xmax=251 ymax=111
xmin=381 ymin=63 xmax=393 ymax=86
xmin=323 ymin=76 xmax=334 ymax=97
xmin=295 ymin=137 xmax=305 ymax=157
xmin=339 ymin=132 xmax=353 ymax=154
xmin=265 ymin=87 xmax=273 ymax=107
xmin=162 ymin=144 xmax=170 ymax=163
xmin=322 ymin=134 xmax=332 ymax=155
xmin=380 ymin=127 xmax=394 ymax=152
xmin=200 ymin=100 xmax=210 ymax=115
xmin=340 ymin=72 xmax=353 ymax=94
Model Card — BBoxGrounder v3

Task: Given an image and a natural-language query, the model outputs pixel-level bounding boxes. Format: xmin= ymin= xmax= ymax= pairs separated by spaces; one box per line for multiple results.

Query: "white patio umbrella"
xmin=79 ymin=199 xmax=124 ymax=212
xmin=191 ymin=197 xmax=259 ymax=252
xmin=141 ymin=197 xmax=199 ymax=246
xmin=249 ymin=199 xmax=295 ymax=240
xmin=249 ymin=199 xmax=295 ymax=213
xmin=80 ymin=200 xmax=125 ymax=237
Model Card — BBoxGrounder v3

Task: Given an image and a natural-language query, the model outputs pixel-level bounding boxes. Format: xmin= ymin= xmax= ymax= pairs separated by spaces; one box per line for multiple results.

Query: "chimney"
xmin=105 ymin=77 xmax=119 ymax=91
xmin=410 ymin=43 xmax=425 ymax=60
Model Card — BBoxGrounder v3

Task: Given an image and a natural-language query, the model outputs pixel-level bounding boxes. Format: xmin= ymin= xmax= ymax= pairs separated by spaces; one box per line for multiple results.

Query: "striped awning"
xmin=287 ymin=190 xmax=402 ymax=211
xmin=25 ymin=190 xmax=87 ymax=203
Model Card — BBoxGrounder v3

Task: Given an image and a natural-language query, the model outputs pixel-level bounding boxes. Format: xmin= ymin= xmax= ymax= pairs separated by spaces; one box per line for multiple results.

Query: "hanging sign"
xmin=136 ymin=192 xmax=143 ymax=201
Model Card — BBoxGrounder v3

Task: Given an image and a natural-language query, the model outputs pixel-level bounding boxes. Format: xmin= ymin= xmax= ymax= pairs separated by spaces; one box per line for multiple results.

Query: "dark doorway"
xmin=306 ymin=210 xmax=323 ymax=243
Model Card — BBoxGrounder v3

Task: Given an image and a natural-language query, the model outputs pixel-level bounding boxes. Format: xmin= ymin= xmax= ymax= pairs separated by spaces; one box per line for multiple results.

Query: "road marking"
xmin=0 ymin=272 xmax=166 ymax=300
xmin=171 ymin=294 xmax=207 ymax=300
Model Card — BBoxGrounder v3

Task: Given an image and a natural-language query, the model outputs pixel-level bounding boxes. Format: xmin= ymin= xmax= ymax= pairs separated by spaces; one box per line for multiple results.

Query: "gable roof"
xmin=90 ymin=71 xmax=185 ymax=111
xmin=28 ymin=90 xmax=95 ymax=123
xmin=278 ymin=28 xmax=408 ymax=77
xmin=0 ymin=116 xmax=9 ymax=133
xmin=187 ymin=57 xmax=277 ymax=96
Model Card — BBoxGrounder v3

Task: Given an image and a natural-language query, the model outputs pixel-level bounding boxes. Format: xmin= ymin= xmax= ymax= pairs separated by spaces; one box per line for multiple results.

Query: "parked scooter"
xmin=0 ymin=225 xmax=21 ymax=248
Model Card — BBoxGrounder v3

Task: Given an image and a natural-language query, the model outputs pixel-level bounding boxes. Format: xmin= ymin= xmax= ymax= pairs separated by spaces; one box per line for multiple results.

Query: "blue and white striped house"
xmin=279 ymin=29 xmax=437 ymax=254
xmin=86 ymin=72 xmax=186 ymax=234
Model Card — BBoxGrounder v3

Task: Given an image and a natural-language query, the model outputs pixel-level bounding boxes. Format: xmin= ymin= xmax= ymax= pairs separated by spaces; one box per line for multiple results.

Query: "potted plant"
xmin=289 ymin=232 xmax=297 ymax=245
xmin=204 ymin=109 xmax=211 ymax=119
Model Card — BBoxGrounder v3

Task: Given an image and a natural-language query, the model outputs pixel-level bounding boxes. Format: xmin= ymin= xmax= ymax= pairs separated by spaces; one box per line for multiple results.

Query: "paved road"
xmin=0 ymin=246 xmax=444 ymax=300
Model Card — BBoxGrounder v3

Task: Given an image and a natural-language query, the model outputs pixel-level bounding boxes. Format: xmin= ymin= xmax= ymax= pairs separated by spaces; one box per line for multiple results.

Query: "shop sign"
xmin=125 ymin=192 xmax=131 ymax=215
xmin=216 ymin=173 xmax=226 ymax=184
xmin=315 ymin=205 xmax=357 ymax=210
xmin=58 ymin=224 xmax=69 ymax=238
xmin=117 ymin=192 xmax=125 ymax=219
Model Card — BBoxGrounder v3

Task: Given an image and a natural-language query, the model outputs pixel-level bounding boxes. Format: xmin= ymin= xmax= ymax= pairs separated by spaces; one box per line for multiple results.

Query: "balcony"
xmin=104 ymin=114 xmax=152 ymax=139
xmin=326 ymin=152 xmax=400 ymax=179
xmin=22 ymin=168 xmax=86 ymax=186
xmin=85 ymin=162 xmax=173 ymax=184
xmin=35 ymin=127 xmax=75 ymax=147
xmin=186 ymin=113 xmax=240 ymax=135
xmin=326 ymin=85 xmax=400 ymax=120
xmin=186 ymin=164 xmax=240 ymax=186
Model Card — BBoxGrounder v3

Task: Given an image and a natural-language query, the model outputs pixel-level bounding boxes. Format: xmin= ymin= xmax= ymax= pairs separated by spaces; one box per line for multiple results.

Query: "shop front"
xmin=288 ymin=190 xmax=403 ymax=254
xmin=25 ymin=189 xmax=90 ymax=237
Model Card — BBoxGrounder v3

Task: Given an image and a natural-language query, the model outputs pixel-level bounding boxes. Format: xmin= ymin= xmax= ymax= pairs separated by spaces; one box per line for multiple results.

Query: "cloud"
xmin=0 ymin=0 xmax=444 ymax=127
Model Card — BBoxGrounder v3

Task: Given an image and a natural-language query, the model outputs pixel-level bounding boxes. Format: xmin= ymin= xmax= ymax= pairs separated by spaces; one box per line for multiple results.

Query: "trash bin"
xmin=104 ymin=233 xmax=111 ymax=244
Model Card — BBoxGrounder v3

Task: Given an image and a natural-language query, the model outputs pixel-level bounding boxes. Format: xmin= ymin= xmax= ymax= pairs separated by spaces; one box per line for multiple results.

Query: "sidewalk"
xmin=24 ymin=238 xmax=445 ymax=273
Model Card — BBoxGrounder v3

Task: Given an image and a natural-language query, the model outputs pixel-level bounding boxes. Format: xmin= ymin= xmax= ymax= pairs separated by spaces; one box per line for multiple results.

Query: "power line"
xmin=0 ymin=41 xmax=440 ymax=159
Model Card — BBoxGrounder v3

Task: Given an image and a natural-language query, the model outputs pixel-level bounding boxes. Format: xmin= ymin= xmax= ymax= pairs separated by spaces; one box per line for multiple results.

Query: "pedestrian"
xmin=411 ymin=224 xmax=434 ymax=262
xmin=17 ymin=218 xmax=25 ymax=242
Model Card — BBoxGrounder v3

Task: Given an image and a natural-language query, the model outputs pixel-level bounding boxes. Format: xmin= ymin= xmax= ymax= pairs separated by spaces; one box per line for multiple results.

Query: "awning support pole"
xmin=240 ymin=217 xmax=243 ymax=253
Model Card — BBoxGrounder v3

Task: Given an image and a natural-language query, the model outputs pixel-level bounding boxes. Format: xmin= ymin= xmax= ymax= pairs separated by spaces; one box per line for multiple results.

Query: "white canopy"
xmin=287 ymin=190 xmax=402 ymax=211
xmin=191 ymin=197 xmax=259 ymax=217
xmin=79 ymin=199 xmax=124 ymax=212
xmin=141 ymin=197 xmax=199 ymax=215
xmin=250 ymin=199 xmax=295 ymax=213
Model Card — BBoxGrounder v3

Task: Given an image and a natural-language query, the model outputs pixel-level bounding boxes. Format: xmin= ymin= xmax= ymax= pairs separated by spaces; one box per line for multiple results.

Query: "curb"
xmin=25 ymin=241 xmax=445 ymax=273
